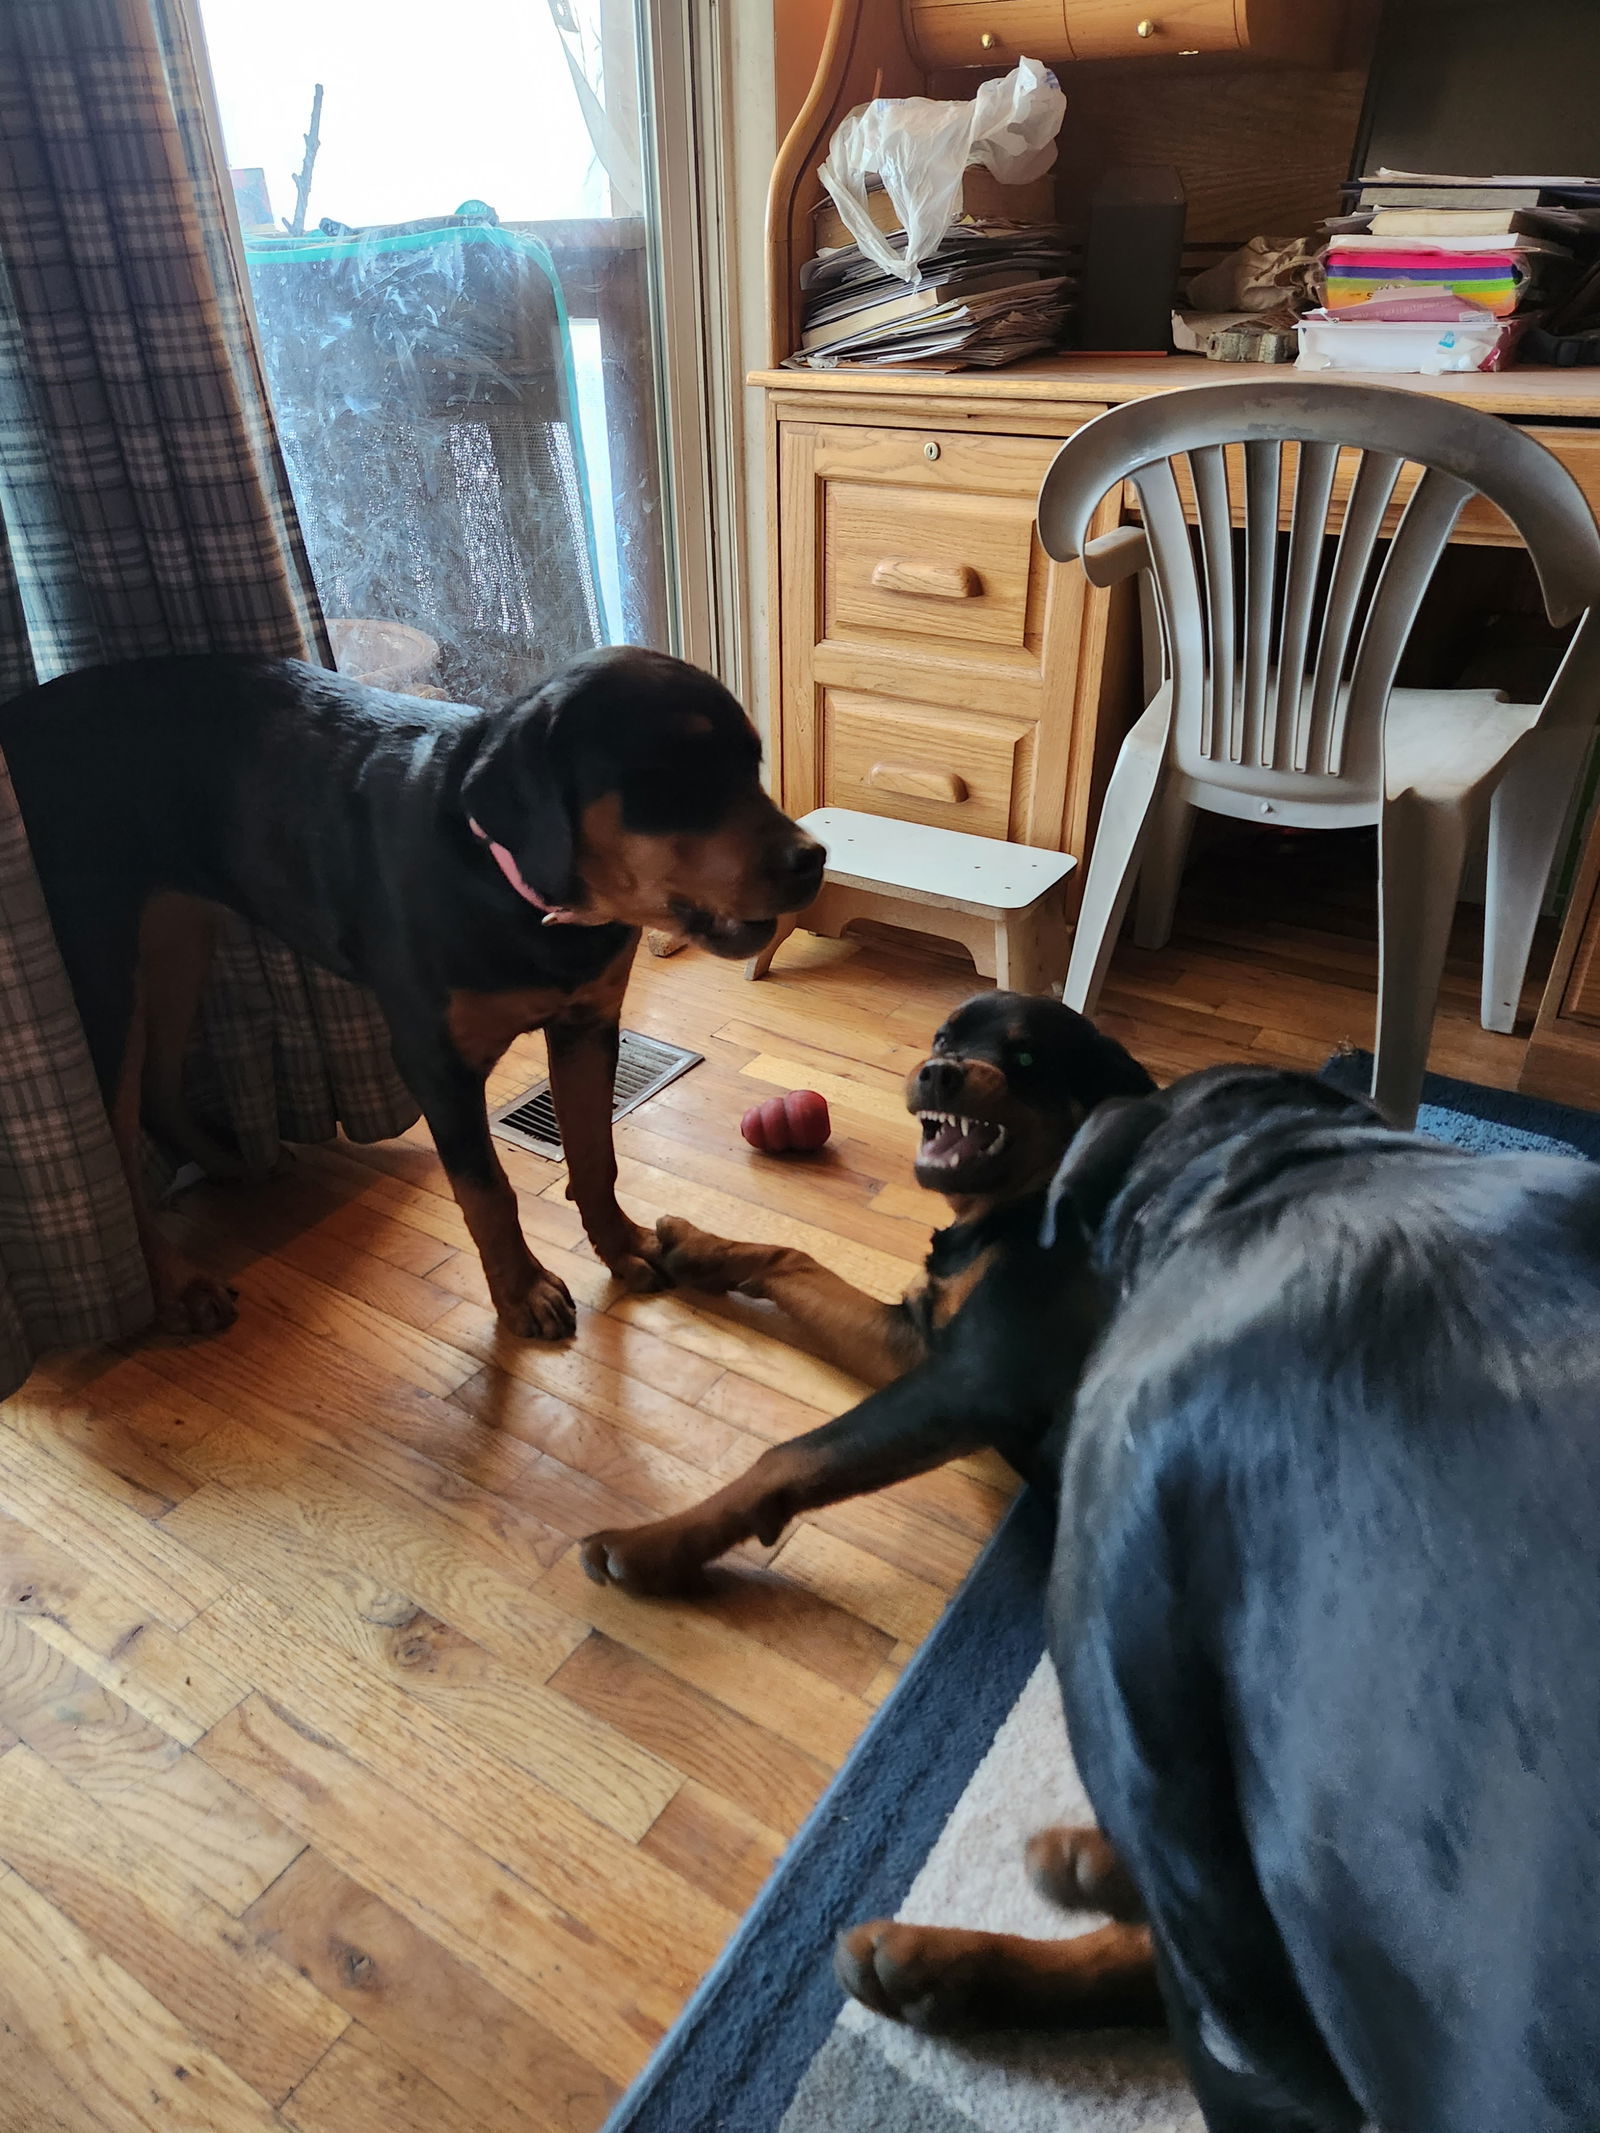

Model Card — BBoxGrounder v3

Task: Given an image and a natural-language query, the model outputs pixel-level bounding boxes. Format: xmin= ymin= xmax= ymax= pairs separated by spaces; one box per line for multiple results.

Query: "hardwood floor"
xmin=0 ymin=829 xmax=1550 ymax=2132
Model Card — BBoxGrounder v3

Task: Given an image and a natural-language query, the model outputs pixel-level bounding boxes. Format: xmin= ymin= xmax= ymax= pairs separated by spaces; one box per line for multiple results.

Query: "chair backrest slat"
xmin=1302 ymin=448 xmax=1402 ymax=773
xmin=1273 ymin=440 xmax=1338 ymax=772
xmin=1238 ymin=441 xmax=1280 ymax=767
xmin=1332 ymin=466 xmax=1472 ymax=777
xmin=1188 ymin=445 xmax=1234 ymax=761
xmin=1132 ymin=456 xmax=1207 ymax=741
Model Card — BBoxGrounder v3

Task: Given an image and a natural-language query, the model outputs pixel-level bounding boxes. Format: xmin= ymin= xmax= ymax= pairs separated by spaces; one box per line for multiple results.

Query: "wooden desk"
xmin=751 ymin=353 xmax=1600 ymax=853
xmin=751 ymin=356 xmax=1600 ymax=1108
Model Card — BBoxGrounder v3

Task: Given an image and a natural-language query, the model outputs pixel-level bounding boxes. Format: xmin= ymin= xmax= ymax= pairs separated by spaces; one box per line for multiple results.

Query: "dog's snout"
xmin=784 ymin=836 xmax=825 ymax=883
xmin=772 ymin=835 xmax=825 ymax=909
xmin=913 ymin=1057 xmax=968 ymax=1108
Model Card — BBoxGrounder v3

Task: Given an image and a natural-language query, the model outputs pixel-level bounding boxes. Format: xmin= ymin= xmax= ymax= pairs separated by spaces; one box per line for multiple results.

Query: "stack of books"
xmin=1323 ymin=210 xmax=1572 ymax=318
xmin=1298 ymin=171 xmax=1600 ymax=372
xmin=785 ymin=218 xmax=1074 ymax=373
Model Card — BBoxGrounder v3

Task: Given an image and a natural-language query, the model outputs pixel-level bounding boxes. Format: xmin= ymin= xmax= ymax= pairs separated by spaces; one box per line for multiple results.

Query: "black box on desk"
xmin=1079 ymin=167 xmax=1187 ymax=354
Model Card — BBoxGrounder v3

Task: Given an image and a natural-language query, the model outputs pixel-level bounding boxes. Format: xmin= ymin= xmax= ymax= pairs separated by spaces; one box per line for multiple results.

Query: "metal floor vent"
xmin=489 ymin=1030 xmax=703 ymax=1160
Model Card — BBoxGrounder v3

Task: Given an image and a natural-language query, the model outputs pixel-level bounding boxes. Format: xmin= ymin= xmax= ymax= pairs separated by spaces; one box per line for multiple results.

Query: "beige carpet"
xmin=778 ymin=1661 xmax=1202 ymax=2132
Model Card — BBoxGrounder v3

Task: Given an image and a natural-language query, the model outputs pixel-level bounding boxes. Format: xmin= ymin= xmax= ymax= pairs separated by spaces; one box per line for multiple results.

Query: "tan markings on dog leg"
xmin=448 ymin=1169 xmax=576 ymax=1340
xmin=111 ymin=977 xmax=237 ymax=1337
xmin=542 ymin=942 xmax=660 ymax=1289
xmin=836 ymin=1918 xmax=1162 ymax=2033
xmin=655 ymin=1219 xmax=923 ymax=1387
xmin=754 ymin=1263 xmax=923 ymax=1385
xmin=579 ymin=1437 xmax=836 ymax=1594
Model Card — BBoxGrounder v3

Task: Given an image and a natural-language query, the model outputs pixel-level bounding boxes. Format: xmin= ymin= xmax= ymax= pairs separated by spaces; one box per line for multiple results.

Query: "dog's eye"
xmin=1014 ymin=1051 xmax=1034 ymax=1069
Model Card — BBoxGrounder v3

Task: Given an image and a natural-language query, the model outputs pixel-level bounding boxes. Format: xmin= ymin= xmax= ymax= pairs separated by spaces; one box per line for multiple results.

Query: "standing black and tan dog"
xmin=832 ymin=1065 xmax=1600 ymax=2133
xmin=580 ymin=991 xmax=1153 ymax=1593
xmin=0 ymin=646 xmax=822 ymax=1339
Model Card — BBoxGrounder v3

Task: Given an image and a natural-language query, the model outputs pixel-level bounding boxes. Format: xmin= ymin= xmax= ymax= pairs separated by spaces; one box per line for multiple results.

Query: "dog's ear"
xmin=1070 ymin=1022 xmax=1158 ymax=1108
xmin=460 ymin=686 xmax=575 ymax=907
xmin=1041 ymin=1094 xmax=1164 ymax=1247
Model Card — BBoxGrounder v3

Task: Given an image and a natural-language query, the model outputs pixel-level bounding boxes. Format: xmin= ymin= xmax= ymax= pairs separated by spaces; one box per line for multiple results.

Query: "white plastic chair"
xmin=1037 ymin=381 xmax=1600 ymax=1126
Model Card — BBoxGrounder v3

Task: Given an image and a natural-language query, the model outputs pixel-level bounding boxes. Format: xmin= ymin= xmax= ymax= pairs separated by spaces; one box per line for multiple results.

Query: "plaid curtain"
xmin=0 ymin=0 xmax=419 ymax=1396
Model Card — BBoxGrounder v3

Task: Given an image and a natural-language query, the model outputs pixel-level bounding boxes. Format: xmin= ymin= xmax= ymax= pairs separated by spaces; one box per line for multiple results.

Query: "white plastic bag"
xmin=818 ymin=58 xmax=1065 ymax=284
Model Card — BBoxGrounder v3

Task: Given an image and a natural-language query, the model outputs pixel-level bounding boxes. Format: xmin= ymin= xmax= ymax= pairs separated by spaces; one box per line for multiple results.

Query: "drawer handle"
xmin=870 ymin=557 xmax=982 ymax=600
xmin=869 ymin=760 xmax=969 ymax=805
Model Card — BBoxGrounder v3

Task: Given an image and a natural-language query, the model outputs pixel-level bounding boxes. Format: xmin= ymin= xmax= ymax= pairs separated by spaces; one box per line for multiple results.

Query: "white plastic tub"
xmin=1296 ymin=314 xmax=1507 ymax=374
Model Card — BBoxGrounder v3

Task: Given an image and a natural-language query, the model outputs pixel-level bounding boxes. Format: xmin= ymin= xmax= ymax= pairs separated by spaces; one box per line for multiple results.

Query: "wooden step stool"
xmin=747 ymin=807 xmax=1077 ymax=995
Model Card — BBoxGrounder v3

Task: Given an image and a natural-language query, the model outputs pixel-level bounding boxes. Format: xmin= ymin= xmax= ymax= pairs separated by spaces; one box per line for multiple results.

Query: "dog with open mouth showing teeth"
xmin=580 ymin=990 xmax=1153 ymax=1594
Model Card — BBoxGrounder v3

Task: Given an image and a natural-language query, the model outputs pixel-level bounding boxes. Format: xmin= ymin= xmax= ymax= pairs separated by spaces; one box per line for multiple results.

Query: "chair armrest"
xmin=1079 ymin=526 xmax=1151 ymax=587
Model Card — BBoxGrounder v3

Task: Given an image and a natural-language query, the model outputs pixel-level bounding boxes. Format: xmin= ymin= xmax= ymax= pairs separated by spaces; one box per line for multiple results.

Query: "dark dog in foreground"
xmin=0 ymin=646 xmax=821 ymax=1338
xmin=834 ymin=1065 xmax=1600 ymax=2133
xmin=581 ymin=990 xmax=1153 ymax=1593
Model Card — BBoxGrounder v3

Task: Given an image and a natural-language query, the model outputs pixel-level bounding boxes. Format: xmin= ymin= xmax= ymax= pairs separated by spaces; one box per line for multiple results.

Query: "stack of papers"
xmin=784 ymin=220 xmax=1074 ymax=372
xmin=1311 ymin=170 xmax=1600 ymax=354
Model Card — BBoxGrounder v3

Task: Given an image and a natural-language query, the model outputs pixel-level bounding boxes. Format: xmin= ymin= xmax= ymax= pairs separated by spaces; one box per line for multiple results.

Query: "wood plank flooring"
xmin=0 ymin=826 xmax=1552 ymax=2131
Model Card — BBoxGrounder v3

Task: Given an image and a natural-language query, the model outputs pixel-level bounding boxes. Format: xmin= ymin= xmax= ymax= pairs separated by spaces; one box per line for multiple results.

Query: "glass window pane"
xmin=196 ymin=0 xmax=671 ymax=701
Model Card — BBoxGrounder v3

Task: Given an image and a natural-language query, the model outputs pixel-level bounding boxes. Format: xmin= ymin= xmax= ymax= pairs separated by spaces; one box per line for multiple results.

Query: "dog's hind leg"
xmin=835 ymin=1917 xmax=1163 ymax=2034
xmin=139 ymin=891 xmax=251 ymax=1183
xmin=1027 ymin=1824 xmax=1146 ymax=1922
xmin=43 ymin=883 xmax=237 ymax=1336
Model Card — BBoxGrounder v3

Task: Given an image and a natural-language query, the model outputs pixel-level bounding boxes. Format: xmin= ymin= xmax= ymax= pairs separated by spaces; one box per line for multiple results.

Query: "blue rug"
xmin=605 ymin=1066 xmax=1600 ymax=2133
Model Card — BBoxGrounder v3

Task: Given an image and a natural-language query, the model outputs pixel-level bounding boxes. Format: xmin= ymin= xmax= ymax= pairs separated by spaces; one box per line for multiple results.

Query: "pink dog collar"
xmin=468 ymin=818 xmax=583 ymax=925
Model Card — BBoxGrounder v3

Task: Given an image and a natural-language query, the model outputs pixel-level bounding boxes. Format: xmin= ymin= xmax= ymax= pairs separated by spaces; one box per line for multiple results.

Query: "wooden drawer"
xmin=1064 ymin=0 xmax=1238 ymax=61
xmin=826 ymin=483 xmax=1040 ymax=652
xmin=823 ymin=689 xmax=1034 ymax=839
xmin=905 ymin=0 xmax=1067 ymax=72
xmin=903 ymin=0 xmax=1334 ymax=68
xmin=775 ymin=408 xmax=1123 ymax=860
xmin=817 ymin=425 xmax=1060 ymax=665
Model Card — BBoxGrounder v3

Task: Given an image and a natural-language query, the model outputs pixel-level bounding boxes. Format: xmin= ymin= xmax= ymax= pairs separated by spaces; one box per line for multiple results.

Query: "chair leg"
xmin=1374 ymin=793 xmax=1470 ymax=1129
xmin=744 ymin=910 xmax=799 ymax=982
xmin=1481 ymin=724 xmax=1594 ymax=1033
xmin=1064 ymin=738 xmax=1169 ymax=1016
xmin=1132 ymin=788 xmax=1196 ymax=953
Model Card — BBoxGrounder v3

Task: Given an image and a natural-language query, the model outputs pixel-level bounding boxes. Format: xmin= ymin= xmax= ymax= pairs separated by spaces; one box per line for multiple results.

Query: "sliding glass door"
xmin=193 ymin=0 xmax=676 ymax=704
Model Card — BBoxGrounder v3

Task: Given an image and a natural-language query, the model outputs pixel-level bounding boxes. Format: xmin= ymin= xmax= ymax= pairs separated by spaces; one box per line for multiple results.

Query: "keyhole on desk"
xmin=924 ymin=441 xmax=940 ymax=461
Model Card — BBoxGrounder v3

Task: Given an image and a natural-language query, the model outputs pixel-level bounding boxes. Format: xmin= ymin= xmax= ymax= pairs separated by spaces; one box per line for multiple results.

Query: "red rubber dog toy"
xmin=741 ymin=1090 xmax=830 ymax=1153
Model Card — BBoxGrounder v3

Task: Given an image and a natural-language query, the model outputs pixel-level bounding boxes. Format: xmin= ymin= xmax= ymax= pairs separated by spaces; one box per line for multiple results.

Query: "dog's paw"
xmin=654 ymin=1215 xmax=745 ymax=1294
xmin=497 ymin=1269 xmax=578 ymax=1340
xmin=579 ymin=1524 xmax=708 ymax=1596
xmin=835 ymin=1922 xmax=997 ymax=2033
xmin=594 ymin=1219 xmax=669 ymax=1295
xmin=1026 ymin=1826 xmax=1143 ymax=1921
xmin=608 ymin=1250 xmax=667 ymax=1295
xmin=154 ymin=1267 xmax=239 ymax=1338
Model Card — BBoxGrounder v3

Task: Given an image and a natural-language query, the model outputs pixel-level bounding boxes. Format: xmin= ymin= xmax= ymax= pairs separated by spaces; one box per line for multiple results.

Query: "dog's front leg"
xmin=580 ymin=1355 xmax=995 ymax=1593
xmin=391 ymin=1024 xmax=576 ymax=1340
xmin=544 ymin=1006 xmax=664 ymax=1294
xmin=655 ymin=1216 xmax=921 ymax=1387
